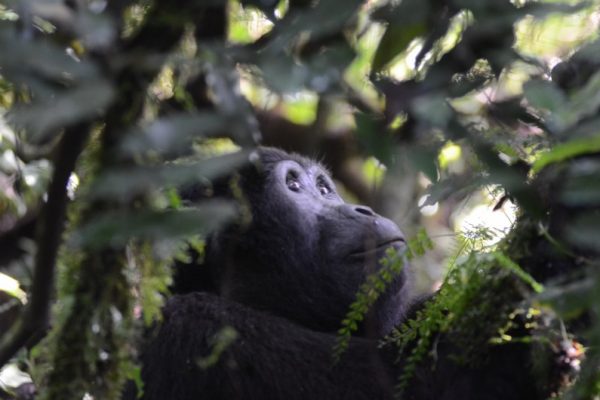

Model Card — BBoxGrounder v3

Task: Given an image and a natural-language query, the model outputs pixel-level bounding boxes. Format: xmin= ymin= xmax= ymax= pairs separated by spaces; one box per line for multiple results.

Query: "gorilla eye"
xmin=286 ymin=171 xmax=301 ymax=192
xmin=316 ymin=176 xmax=332 ymax=196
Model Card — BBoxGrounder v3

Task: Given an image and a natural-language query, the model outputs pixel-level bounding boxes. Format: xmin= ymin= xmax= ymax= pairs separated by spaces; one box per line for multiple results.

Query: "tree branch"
xmin=0 ymin=122 xmax=91 ymax=367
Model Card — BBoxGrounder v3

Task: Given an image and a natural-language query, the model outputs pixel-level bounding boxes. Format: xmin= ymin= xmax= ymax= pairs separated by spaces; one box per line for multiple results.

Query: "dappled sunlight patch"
xmin=0 ymin=272 xmax=25 ymax=303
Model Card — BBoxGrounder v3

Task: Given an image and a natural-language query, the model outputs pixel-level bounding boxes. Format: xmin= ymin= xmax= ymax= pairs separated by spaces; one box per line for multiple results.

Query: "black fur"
xmin=130 ymin=148 xmax=558 ymax=400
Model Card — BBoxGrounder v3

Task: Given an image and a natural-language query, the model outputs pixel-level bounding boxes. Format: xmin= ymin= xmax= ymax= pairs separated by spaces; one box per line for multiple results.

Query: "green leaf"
xmin=560 ymin=160 xmax=600 ymax=206
xmin=72 ymin=203 xmax=236 ymax=249
xmin=523 ymin=79 xmax=566 ymax=113
xmin=537 ymin=277 xmax=594 ymax=320
xmin=520 ymin=2 xmax=589 ymax=19
xmin=197 ymin=326 xmax=239 ymax=369
xmin=120 ymin=112 xmax=239 ymax=157
xmin=532 ymin=135 xmax=600 ymax=173
xmin=202 ymin=53 xmax=260 ymax=146
xmin=492 ymin=252 xmax=544 ymax=293
xmin=411 ymin=94 xmax=453 ymax=128
xmin=408 ymin=146 xmax=439 ymax=182
xmin=10 ymin=80 xmax=114 ymax=142
xmin=0 ymin=31 xmax=100 ymax=84
xmin=125 ymin=365 xmax=144 ymax=399
xmin=258 ymin=43 xmax=355 ymax=94
xmin=354 ymin=112 xmax=393 ymax=165
xmin=240 ymin=0 xmax=279 ymax=17
xmin=372 ymin=24 xmax=426 ymax=72
xmin=262 ymin=0 xmax=363 ymax=53
xmin=90 ymin=150 xmax=250 ymax=201
xmin=422 ymin=175 xmax=483 ymax=206
xmin=554 ymin=72 xmax=600 ymax=131
xmin=566 ymin=214 xmax=600 ymax=251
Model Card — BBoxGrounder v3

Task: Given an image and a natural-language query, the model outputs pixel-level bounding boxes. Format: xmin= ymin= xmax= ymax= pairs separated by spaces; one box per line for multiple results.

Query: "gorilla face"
xmin=207 ymin=148 xmax=410 ymax=336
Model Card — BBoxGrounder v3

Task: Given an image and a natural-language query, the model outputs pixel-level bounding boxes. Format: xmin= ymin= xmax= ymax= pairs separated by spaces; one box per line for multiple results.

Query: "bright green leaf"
xmin=372 ymin=24 xmax=426 ymax=72
xmin=532 ymin=135 xmax=600 ymax=173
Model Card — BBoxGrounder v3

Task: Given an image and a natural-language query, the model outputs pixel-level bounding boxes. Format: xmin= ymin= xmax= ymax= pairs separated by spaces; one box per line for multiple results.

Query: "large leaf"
xmin=411 ymin=94 xmax=454 ymax=128
xmin=120 ymin=112 xmax=241 ymax=157
xmin=560 ymin=159 xmax=600 ymax=206
xmin=0 ymin=29 xmax=99 ymax=84
xmin=203 ymin=55 xmax=260 ymax=146
xmin=566 ymin=214 xmax=600 ymax=251
xmin=262 ymin=0 xmax=363 ymax=54
xmin=90 ymin=151 xmax=251 ymax=201
xmin=370 ymin=0 xmax=431 ymax=72
xmin=372 ymin=24 xmax=427 ymax=73
xmin=258 ymin=43 xmax=355 ymax=93
xmin=537 ymin=277 xmax=595 ymax=320
xmin=421 ymin=174 xmax=484 ymax=206
xmin=72 ymin=202 xmax=236 ymax=249
xmin=354 ymin=112 xmax=393 ymax=165
xmin=532 ymin=135 xmax=600 ymax=173
xmin=9 ymin=80 xmax=115 ymax=142
xmin=28 ymin=2 xmax=118 ymax=50
xmin=408 ymin=145 xmax=439 ymax=182
xmin=554 ymin=72 xmax=600 ymax=131
xmin=523 ymin=79 xmax=566 ymax=114
xmin=519 ymin=1 xmax=589 ymax=19
xmin=240 ymin=0 xmax=279 ymax=18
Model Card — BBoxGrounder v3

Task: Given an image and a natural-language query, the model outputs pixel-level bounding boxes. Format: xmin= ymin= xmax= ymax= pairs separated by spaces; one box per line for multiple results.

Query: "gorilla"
xmin=129 ymin=147 xmax=561 ymax=400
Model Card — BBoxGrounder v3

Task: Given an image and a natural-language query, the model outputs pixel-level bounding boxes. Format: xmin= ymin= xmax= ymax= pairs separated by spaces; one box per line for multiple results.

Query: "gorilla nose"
xmin=354 ymin=206 xmax=375 ymax=217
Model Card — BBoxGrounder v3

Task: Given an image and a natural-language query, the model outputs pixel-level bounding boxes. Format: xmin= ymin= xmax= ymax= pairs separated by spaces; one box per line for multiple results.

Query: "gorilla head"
xmin=194 ymin=147 xmax=410 ymax=336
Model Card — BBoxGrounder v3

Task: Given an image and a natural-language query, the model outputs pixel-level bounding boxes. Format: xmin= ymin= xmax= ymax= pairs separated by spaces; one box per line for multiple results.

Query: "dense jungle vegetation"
xmin=0 ymin=0 xmax=600 ymax=398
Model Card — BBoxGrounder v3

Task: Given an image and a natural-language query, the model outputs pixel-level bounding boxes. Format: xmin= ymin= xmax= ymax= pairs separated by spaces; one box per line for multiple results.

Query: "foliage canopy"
xmin=0 ymin=0 xmax=599 ymax=398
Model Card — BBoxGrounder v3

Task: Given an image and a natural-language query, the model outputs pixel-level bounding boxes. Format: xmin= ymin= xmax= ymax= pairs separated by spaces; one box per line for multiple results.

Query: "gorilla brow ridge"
xmin=257 ymin=147 xmax=331 ymax=176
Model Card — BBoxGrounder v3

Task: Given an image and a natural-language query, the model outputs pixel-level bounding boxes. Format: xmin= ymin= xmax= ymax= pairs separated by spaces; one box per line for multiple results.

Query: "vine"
xmin=332 ymin=228 xmax=433 ymax=363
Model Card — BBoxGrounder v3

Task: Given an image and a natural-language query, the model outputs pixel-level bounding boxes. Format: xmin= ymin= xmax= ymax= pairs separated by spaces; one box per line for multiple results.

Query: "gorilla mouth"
xmin=349 ymin=238 xmax=406 ymax=258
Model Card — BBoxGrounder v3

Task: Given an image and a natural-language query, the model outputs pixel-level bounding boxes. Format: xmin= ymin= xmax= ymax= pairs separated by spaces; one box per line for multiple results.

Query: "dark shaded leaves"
xmin=354 ymin=112 xmax=393 ymax=165
xmin=257 ymin=43 xmax=355 ymax=93
xmin=120 ymin=113 xmax=242 ymax=157
xmin=72 ymin=203 xmax=236 ymax=250
xmin=90 ymin=151 xmax=251 ymax=201
xmin=538 ymin=278 xmax=595 ymax=320
xmin=372 ymin=24 xmax=427 ymax=73
xmin=0 ymin=30 xmax=100 ymax=85
xmin=566 ymin=214 xmax=600 ymax=251
xmin=10 ymin=80 xmax=114 ymax=142
xmin=561 ymin=160 xmax=600 ymax=206
xmin=262 ymin=0 xmax=363 ymax=54
xmin=422 ymin=174 xmax=484 ymax=206
xmin=523 ymin=79 xmax=567 ymax=114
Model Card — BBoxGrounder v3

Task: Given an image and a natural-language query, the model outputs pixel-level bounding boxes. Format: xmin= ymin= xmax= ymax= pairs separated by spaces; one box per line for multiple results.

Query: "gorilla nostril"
xmin=355 ymin=206 xmax=374 ymax=217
